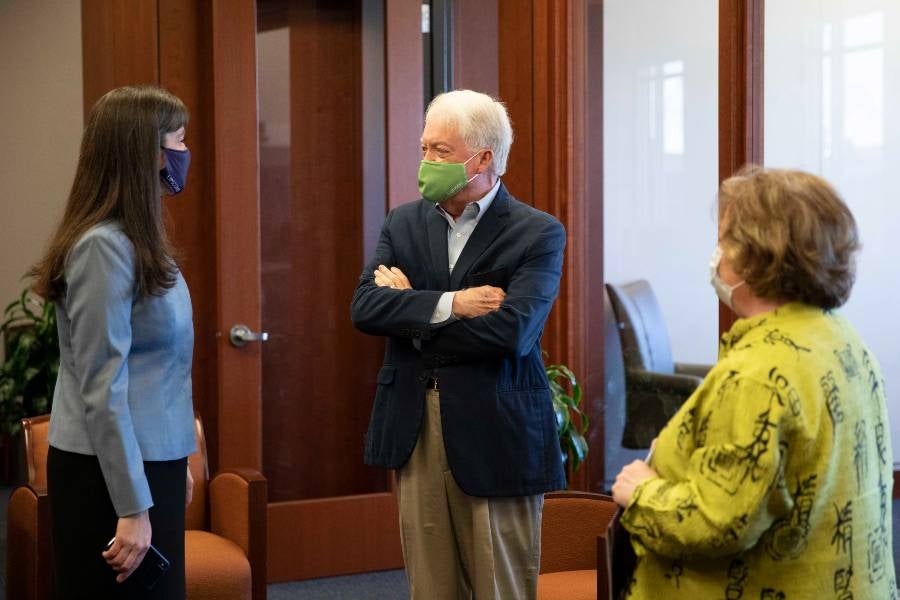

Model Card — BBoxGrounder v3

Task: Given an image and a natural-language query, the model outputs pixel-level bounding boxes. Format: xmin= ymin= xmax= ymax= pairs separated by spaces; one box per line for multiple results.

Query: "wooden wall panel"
xmin=385 ymin=0 xmax=424 ymax=209
xmin=267 ymin=493 xmax=402 ymax=581
xmin=453 ymin=0 xmax=499 ymax=96
xmin=84 ymin=0 xmax=223 ymax=469
xmin=530 ymin=0 xmax=567 ymax=367
xmin=498 ymin=0 xmax=535 ymax=203
xmin=583 ymin=0 xmax=605 ymax=492
xmin=258 ymin=0 xmax=386 ymax=502
xmin=498 ymin=0 xmax=603 ymax=491
xmin=718 ymin=0 xmax=764 ymax=334
xmin=158 ymin=0 xmax=220 ymax=472
xmin=81 ymin=0 xmax=159 ymax=115
xmin=211 ymin=0 xmax=264 ymax=472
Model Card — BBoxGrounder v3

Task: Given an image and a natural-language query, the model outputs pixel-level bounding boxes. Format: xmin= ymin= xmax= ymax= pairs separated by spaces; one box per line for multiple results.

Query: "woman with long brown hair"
xmin=31 ymin=85 xmax=196 ymax=599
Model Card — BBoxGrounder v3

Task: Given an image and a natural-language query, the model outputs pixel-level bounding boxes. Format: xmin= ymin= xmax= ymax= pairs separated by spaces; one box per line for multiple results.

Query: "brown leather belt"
xmin=426 ymin=376 xmax=439 ymax=391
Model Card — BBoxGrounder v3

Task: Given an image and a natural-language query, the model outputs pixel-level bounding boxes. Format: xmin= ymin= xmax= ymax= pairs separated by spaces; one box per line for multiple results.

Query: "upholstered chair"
xmin=6 ymin=414 xmax=267 ymax=600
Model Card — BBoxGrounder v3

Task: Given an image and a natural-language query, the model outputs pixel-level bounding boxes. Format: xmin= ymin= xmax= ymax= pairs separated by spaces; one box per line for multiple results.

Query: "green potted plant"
xmin=0 ymin=287 xmax=59 ymax=483
xmin=545 ymin=360 xmax=589 ymax=476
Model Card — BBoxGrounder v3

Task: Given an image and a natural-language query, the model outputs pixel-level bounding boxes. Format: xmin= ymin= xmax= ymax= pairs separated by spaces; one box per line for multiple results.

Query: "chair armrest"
xmin=629 ymin=369 xmax=703 ymax=395
xmin=675 ymin=362 xmax=713 ymax=379
xmin=7 ymin=483 xmax=53 ymax=600
xmin=541 ymin=492 xmax=619 ymax=574
xmin=209 ymin=468 xmax=267 ymax=600
xmin=622 ymin=369 xmax=702 ymax=449
xmin=608 ymin=510 xmax=637 ymax=600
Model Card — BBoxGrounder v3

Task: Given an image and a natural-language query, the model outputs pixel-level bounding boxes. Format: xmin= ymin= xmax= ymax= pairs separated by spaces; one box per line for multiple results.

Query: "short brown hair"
xmin=31 ymin=86 xmax=189 ymax=300
xmin=718 ymin=166 xmax=860 ymax=309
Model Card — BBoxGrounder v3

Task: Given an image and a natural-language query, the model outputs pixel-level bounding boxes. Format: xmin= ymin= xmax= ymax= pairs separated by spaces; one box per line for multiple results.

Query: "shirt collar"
xmin=436 ymin=178 xmax=502 ymax=223
xmin=718 ymin=301 xmax=824 ymax=357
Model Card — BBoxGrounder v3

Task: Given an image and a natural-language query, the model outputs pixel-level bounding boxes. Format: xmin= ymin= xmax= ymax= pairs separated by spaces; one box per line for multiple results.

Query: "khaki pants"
xmin=397 ymin=389 xmax=543 ymax=600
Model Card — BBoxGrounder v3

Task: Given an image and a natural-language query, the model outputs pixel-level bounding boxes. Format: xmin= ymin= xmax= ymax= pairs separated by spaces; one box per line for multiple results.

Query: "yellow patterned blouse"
xmin=622 ymin=302 xmax=895 ymax=599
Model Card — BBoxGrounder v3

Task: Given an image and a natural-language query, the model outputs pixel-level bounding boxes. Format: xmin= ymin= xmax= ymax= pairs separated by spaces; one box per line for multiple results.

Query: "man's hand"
xmin=374 ymin=265 xmax=412 ymax=290
xmin=102 ymin=510 xmax=152 ymax=583
xmin=451 ymin=286 xmax=506 ymax=319
xmin=612 ymin=460 xmax=658 ymax=508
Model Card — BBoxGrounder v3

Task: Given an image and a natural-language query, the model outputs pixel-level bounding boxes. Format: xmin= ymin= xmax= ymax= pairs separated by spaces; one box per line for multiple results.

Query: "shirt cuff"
xmin=430 ymin=292 xmax=457 ymax=324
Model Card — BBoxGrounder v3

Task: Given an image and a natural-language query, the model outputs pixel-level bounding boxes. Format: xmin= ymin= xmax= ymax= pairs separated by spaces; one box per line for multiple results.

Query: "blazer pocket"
xmin=465 ymin=267 xmax=508 ymax=288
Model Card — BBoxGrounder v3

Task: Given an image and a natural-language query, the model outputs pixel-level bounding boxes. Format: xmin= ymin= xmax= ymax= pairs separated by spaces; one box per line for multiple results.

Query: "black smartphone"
xmin=106 ymin=537 xmax=171 ymax=591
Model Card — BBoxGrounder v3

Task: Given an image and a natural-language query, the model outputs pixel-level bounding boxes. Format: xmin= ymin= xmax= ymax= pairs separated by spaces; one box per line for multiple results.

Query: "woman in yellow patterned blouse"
xmin=612 ymin=167 xmax=895 ymax=599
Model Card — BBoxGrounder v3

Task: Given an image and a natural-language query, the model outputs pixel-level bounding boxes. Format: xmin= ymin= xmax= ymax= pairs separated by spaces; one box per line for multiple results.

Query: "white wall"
xmin=766 ymin=0 xmax=900 ymax=466
xmin=604 ymin=0 xmax=720 ymax=365
xmin=0 ymin=0 xmax=83 ymax=352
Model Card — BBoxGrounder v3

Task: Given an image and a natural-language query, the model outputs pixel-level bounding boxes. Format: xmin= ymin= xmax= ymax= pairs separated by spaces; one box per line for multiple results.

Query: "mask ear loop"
xmin=711 ymin=245 xmax=747 ymax=295
xmin=463 ymin=149 xmax=488 ymax=184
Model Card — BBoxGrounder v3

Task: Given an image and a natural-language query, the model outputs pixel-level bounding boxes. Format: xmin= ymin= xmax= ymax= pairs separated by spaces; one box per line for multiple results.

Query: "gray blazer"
xmin=49 ymin=222 xmax=196 ymax=517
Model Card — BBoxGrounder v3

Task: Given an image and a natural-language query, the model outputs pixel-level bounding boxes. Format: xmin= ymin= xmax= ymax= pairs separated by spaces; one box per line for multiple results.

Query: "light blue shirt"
xmin=48 ymin=222 xmax=196 ymax=516
xmin=429 ymin=178 xmax=502 ymax=323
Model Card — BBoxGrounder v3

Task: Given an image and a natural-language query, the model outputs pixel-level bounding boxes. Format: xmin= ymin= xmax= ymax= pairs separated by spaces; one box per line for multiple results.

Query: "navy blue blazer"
xmin=351 ymin=183 xmax=567 ymax=497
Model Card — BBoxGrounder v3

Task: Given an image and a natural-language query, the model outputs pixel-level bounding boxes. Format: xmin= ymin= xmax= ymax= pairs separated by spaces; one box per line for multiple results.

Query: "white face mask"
xmin=710 ymin=245 xmax=745 ymax=311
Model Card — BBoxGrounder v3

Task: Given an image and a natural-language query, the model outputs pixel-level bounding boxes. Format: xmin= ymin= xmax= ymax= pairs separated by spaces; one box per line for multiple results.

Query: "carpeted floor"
xmin=268 ymin=570 xmax=408 ymax=600
xmin=2 ymin=486 xmax=899 ymax=599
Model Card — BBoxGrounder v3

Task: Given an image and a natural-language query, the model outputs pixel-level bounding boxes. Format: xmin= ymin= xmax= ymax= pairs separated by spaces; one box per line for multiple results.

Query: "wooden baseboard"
xmin=267 ymin=492 xmax=403 ymax=582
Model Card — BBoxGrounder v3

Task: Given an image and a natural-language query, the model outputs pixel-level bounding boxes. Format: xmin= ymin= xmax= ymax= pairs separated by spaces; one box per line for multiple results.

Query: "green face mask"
xmin=418 ymin=151 xmax=482 ymax=204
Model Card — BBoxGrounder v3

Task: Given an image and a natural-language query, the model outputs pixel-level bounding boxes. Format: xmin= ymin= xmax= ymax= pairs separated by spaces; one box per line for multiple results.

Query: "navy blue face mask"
xmin=160 ymin=147 xmax=191 ymax=195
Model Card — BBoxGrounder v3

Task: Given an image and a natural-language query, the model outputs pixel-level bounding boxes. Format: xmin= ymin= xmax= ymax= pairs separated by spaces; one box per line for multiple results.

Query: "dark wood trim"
xmin=718 ymin=0 xmax=764 ymax=180
xmin=583 ymin=0 xmax=605 ymax=493
xmin=266 ymin=493 xmax=403 ymax=582
xmin=158 ymin=0 xmax=221 ymax=474
xmin=498 ymin=0 xmax=602 ymax=492
xmin=498 ymin=0 xmax=534 ymax=203
xmin=385 ymin=0 xmax=424 ymax=210
xmin=452 ymin=0 xmax=499 ymax=95
xmin=81 ymin=0 xmax=159 ymax=116
xmin=257 ymin=0 xmax=386 ymax=502
xmin=211 ymin=0 xmax=264 ymax=471
xmin=718 ymin=0 xmax=765 ymax=335
xmin=894 ymin=469 xmax=900 ymax=499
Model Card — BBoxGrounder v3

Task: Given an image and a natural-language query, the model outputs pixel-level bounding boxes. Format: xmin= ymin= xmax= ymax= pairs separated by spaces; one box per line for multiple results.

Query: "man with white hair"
xmin=351 ymin=89 xmax=566 ymax=599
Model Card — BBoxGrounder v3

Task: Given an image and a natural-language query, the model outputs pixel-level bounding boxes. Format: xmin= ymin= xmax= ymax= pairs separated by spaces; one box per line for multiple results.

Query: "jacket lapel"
xmin=449 ymin=183 xmax=510 ymax=290
xmin=425 ymin=203 xmax=451 ymax=290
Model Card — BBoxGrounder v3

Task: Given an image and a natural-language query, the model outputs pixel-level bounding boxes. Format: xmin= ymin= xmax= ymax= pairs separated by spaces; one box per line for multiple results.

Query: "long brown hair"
xmin=31 ymin=86 xmax=189 ymax=301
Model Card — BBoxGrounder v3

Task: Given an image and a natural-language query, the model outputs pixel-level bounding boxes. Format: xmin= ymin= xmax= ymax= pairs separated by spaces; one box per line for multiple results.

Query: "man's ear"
xmin=479 ymin=149 xmax=494 ymax=173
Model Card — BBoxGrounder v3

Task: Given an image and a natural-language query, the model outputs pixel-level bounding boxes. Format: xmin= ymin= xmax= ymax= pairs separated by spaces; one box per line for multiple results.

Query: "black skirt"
xmin=47 ymin=446 xmax=187 ymax=600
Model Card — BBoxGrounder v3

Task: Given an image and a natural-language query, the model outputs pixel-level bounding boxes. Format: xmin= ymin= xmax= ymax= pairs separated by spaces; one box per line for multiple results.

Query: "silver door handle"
xmin=229 ymin=324 xmax=269 ymax=347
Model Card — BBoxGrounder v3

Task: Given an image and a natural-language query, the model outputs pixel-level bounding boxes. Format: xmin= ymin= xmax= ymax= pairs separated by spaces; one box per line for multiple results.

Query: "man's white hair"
xmin=425 ymin=90 xmax=514 ymax=176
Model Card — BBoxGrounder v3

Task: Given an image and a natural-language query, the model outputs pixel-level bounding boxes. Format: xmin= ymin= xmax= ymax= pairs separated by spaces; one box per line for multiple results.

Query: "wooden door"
xmin=211 ymin=0 xmax=404 ymax=581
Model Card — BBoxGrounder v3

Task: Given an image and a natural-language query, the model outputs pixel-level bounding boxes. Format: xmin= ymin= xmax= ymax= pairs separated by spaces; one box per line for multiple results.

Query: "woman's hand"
xmin=612 ymin=460 xmax=658 ymax=508
xmin=186 ymin=463 xmax=194 ymax=507
xmin=102 ymin=510 xmax=152 ymax=583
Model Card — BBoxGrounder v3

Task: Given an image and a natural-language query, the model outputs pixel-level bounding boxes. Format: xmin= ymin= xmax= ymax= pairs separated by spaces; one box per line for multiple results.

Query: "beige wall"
xmin=0 ymin=0 xmax=82 ymax=354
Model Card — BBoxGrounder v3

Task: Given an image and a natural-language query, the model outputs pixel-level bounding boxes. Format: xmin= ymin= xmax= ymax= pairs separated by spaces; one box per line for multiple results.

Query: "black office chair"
xmin=606 ymin=280 xmax=712 ymax=448
xmin=602 ymin=287 xmax=646 ymax=489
